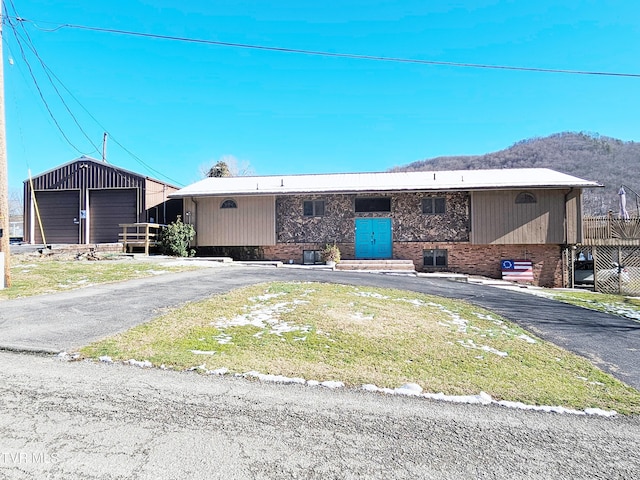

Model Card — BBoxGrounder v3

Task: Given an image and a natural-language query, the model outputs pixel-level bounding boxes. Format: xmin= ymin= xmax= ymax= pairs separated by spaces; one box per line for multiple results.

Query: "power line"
xmin=13 ymin=16 xmax=640 ymax=79
xmin=4 ymin=1 xmax=100 ymax=154
xmin=43 ymin=69 xmax=183 ymax=185
xmin=3 ymin=6 xmax=183 ymax=186
xmin=13 ymin=28 xmax=102 ymax=153
xmin=2 ymin=9 xmax=89 ymax=154
xmin=25 ymin=53 xmax=183 ymax=185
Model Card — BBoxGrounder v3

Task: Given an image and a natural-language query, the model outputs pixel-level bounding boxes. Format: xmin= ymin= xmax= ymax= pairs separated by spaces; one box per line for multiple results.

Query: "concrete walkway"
xmin=1 ymin=264 xmax=639 ymax=389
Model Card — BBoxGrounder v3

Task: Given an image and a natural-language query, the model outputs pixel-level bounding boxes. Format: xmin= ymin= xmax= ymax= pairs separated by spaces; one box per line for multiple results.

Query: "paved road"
xmin=1 ymin=351 xmax=638 ymax=480
xmin=1 ymin=264 xmax=639 ymax=389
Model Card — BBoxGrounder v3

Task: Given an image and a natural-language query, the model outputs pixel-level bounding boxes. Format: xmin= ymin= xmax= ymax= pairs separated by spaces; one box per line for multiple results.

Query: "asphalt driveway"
xmin=1 ymin=264 xmax=639 ymax=390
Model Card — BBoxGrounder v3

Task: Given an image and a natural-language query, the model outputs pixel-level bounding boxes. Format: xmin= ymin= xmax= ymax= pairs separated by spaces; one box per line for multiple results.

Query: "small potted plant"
xmin=322 ymin=243 xmax=341 ymax=268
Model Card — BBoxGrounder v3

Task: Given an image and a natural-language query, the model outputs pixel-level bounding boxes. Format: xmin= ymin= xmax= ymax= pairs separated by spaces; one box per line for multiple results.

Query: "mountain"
xmin=390 ymin=132 xmax=640 ymax=216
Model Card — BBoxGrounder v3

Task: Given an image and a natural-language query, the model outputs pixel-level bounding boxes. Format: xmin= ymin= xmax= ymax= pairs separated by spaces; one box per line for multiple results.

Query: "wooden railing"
xmin=119 ymin=223 xmax=164 ymax=255
xmin=582 ymin=216 xmax=640 ymax=245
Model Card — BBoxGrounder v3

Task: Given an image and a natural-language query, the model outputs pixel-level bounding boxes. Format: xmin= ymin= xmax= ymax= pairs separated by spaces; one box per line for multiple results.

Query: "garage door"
xmin=89 ymin=189 xmax=137 ymax=243
xmin=34 ymin=190 xmax=80 ymax=244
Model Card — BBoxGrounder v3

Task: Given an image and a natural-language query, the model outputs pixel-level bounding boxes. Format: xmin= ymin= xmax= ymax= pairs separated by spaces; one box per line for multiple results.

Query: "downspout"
xmin=190 ymin=197 xmax=198 ymax=247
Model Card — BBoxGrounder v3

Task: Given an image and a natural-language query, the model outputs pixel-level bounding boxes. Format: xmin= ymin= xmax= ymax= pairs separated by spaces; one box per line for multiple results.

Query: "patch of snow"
xmin=213 ymin=300 xmax=311 ymax=337
xmin=147 ymin=269 xmax=169 ymax=275
xmin=190 ymin=350 xmax=217 ymax=355
xmin=577 ymin=376 xmax=605 ymax=386
xmin=99 ymin=356 xmax=113 ymax=363
xmin=496 ymin=400 xmax=584 ymax=415
xmin=353 ymin=291 xmax=389 ymax=299
xmin=360 ymin=384 xmax=616 ymax=415
xmin=457 ymin=339 xmax=508 ymax=357
xmin=584 ymin=408 xmax=617 ymax=417
xmin=518 ymin=334 xmax=537 ymax=344
xmin=127 ymin=359 xmax=152 ymax=368
xmin=210 ymin=367 xmax=229 ymax=375
xmin=398 ymin=298 xmax=427 ymax=307
xmin=57 ymin=351 xmax=79 ymax=361
xmin=250 ymin=292 xmax=286 ymax=302
xmin=244 ymin=371 xmax=306 ymax=384
xmin=213 ymin=333 xmax=233 ymax=345
xmin=425 ymin=391 xmax=494 ymax=405
xmin=320 ymin=380 xmax=344 ymax=389
xmin=188 ymin=364 xmax=207 ymax=371
xmin=394 ymin=383 xmax=423 ymax=396
xmin=306 ymin=380 xmax=320 ymax=387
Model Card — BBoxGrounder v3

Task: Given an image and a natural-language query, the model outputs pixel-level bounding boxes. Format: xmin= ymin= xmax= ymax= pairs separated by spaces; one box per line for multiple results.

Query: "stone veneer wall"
xmin=275 ymin=192 xmax=470 ymax=244
xmin=263 ymin=242 xmax=564 ymax=287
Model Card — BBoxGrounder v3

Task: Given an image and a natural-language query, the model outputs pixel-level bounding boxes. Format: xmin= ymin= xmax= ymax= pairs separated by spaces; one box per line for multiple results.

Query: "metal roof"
xmin=170 ymin=168 xmax=601 ymax=198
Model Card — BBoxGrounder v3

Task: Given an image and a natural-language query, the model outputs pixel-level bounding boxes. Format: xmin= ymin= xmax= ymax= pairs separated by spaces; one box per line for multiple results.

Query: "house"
xmin=170 ymin=168 xmax=601 ymax=287
xmin=23 ymin=156 xmax=182 ymax=245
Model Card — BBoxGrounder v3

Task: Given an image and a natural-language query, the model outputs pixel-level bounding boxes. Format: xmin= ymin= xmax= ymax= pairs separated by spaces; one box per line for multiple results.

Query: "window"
xmin=422 ymin=197 xmax=446 ymax=214
xmin=303 ymin=200 xmax=325 ymax=216
xmin=423 ymin=249 xmax=448 ymax=267
xmin=303 ymin=250 xmax=323 ymax=265
xmin=355 ymin=197 xmax=391 ymax=213
xmin=515 ymin=192 xmax=537 ymax=204
xmin=220 ymin=199 xmax=237 ymax=209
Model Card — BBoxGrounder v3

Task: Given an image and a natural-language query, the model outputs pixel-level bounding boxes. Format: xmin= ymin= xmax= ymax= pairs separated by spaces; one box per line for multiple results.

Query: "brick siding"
xmin=263 ymin=241 xmax=564 ymax=287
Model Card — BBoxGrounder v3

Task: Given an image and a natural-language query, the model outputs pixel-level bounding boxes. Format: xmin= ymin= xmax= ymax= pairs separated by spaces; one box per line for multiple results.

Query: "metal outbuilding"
xmin=23 ymin=156 xmax=182 ymax=245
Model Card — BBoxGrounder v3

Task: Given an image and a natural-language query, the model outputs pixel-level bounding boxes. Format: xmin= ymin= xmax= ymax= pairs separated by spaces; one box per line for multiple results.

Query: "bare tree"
xmin=8 ymin=188 xmax=22 ymax=216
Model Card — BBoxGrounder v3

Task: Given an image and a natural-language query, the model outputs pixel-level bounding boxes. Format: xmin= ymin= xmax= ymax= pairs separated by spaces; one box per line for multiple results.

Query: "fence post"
xmin=618 ymin=246 xmax=622 ymax=294
xmin=144 ymin=223 xmax=150 ymax=256
xmin=593 ymin=246 xmax=598 ymax=292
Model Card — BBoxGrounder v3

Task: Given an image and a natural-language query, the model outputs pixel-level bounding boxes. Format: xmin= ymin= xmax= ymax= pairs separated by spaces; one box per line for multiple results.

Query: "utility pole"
xmin=0 ymin=10 xmax=11 ymax=288
xmin=102 ymin=132 xmax=108 ymax=162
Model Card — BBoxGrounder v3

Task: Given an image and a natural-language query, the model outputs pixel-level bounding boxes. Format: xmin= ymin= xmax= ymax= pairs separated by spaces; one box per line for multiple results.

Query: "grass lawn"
xmin=0 ymin=254 xmax=194 ymax=300
xmin=533 ymin=289 xmax=640 ymax=322
xmin=81 ymin=281 xmax=640 ymax=414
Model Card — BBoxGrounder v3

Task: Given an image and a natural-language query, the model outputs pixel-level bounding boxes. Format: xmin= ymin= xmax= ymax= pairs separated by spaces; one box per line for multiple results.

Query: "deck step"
xmin=336 ymin=260 xmax=416 ymax=271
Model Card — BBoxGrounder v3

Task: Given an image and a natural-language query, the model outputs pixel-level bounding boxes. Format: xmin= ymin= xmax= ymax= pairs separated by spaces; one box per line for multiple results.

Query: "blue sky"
xmin=3 ymin=1 xmax=639 ymax=190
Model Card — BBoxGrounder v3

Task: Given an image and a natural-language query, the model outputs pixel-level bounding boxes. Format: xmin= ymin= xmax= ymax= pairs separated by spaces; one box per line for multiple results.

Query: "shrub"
xmin=159 ymin=216 xmax=195 ymax=257
xmin=321 ymin=243 xmax=341 ymax=263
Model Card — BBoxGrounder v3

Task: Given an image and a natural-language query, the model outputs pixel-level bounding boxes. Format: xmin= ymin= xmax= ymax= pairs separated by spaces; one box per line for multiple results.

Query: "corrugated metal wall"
xmin=23 ymin=158 xmax=178 ymax=243
xmin=145 ymin=178 xmax=179 ymax=209
xmin=28 ymin=160 xmax=144 ymax=191
xmin=471 ymin=189 xmax=573 ymax=244
xmin=185 ymin=195 xmax=276 ymax=246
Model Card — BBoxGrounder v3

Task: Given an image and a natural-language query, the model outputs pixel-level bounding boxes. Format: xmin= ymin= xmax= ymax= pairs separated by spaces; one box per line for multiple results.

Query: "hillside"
xmin=390 ymin=132 xmax=640 ymax=216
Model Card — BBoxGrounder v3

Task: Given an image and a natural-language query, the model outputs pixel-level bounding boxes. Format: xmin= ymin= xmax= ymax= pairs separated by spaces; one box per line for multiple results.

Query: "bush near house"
xmin=160 ymin=216 xmax=195 ymax=257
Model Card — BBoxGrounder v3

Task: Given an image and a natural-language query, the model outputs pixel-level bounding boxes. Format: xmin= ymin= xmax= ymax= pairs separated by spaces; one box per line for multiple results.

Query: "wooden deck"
xmin=582 ymin=216 xmax=640 ymax=246
xmin=119 ymin=223 xmax=163 ymax=255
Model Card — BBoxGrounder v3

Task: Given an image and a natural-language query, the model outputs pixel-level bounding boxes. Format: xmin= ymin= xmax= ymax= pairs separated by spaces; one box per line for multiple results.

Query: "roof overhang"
xmin=170 ymin=168 xmax=602 ymax=199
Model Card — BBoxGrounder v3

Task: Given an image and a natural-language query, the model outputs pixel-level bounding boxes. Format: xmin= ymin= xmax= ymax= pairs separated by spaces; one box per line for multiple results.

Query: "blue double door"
xmin=355 ymin=218 xmax=392 ymax=259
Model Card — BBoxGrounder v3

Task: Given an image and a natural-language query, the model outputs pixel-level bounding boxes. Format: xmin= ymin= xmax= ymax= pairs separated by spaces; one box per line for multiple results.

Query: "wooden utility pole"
xmin=0 ymin=11 xmax=11 ymax=288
